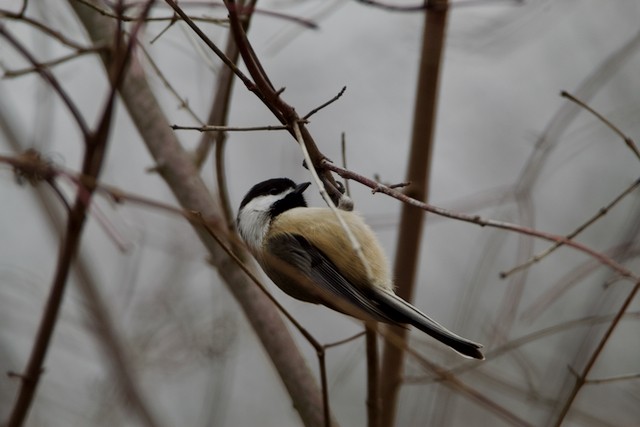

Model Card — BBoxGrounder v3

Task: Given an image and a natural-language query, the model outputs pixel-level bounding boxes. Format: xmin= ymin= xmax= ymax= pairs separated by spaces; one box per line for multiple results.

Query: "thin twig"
xmin=323 ymin=161 xmax=638 ymax=281
xmin=167 ymin=0 xmax=345 ymax=205
xmin=585 ymin=372 xmax=640 ymax=384
xmin=501 ymin=177 xmax=640 ymax=278
xmin=0 ymin=9 xmax=92 ymax=50
xmin=365 ymin=323 xmax=380 ymax=427
xmin=412 ymin=311 xmax=640 ymax=383
xmin=561 ymin=90 xmax=640 ymax=160
xmin=73 ymin=0 xmax=228 ymax=24
xmin=139 ymin=43 xmax=204 ymax=124
xmin=172 ymin=124 xmax=289 ymax=132
xmin=353 ymin=0 xmax=522 ymax=10
xmin=0 ymin=25 xmax=90 ymax=137
xmin=5 ymin=4 xmax=159 ymax=425
xmin=553 ymin=278 xmax=640 ymax=426
xmin=374 ymin=321 xmax=534 ymax=427
xmin=164 ymin=0 xmax=261 ymax=98
xmin=3 ymin=47 xmax=106 ymax=78
xmin=303 ymin=86 xmax=347 ymax=120
xmin=323 ymin=331 xmax=366 ymax=350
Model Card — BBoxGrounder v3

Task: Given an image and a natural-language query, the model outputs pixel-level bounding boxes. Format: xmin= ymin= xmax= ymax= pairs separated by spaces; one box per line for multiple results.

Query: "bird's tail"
xmin=372 ymin=290 xmax=484 ymax=360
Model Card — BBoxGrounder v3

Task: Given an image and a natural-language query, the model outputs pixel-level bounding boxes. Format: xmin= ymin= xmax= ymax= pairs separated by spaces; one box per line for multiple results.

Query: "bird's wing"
xmin=265 ymin=233 xmax=396 ymax=323
xmin=266 ymin=233 xmax=484 ymax=359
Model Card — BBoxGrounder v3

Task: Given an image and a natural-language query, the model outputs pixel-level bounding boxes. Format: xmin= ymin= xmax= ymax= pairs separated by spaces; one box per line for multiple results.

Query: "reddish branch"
xmin=4 ymin=3 xmax=157 ymax=426
xmin=323 ymin=161 xmax=638 ymax=281
xmin=378 ymin=3 xmax=448 ymax=426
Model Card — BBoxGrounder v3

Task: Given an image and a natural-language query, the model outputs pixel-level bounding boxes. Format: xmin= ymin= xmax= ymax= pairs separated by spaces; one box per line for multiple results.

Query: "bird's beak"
xmin=294 ymin=182 xmax=311 ymax=195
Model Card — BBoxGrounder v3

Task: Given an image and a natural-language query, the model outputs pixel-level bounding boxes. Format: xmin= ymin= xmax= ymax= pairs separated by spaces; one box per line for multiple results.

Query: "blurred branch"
xmin=5 ymin=2 xmax=157 ymax=425
xmin=375 ymin=3 xmax=444 ymax=425
xmin=192 ymin=0 xmax=255 ymax=230
xmin=502 ymin=177 xmax=640 ymax=278
xmin=139 ymin=43 xmax=205 ymax=124
xmin=365 ymin=324 xmax=380 ymax=427
xmin=377 ymin=319 xmax=533 ymax=426
xmin=0 ymin=25 xmax=90 ymax=137
xmin=412 ymin=311 xmax=640 ymax=382
xmin=74 ymin=0 xmax=228 ymax=24
xmin=521 ymin=243 xmax=640 ymax=321
xmin=68 ymin=1 xmax=332 ymax=426
xmin=487 ymin=28 xmax=640 ymax=354
xmin=0 ymin=9 xmax=93 ymax=50
xmin=354 ymin=0 xmax=524 ymax=10
xmin=585 ymin=372 xmax=640 ymax=384
xmin=554 ymin=278 xmax=640 ymax=426
xmin=3 ymin=46 xmax=106 ymax=78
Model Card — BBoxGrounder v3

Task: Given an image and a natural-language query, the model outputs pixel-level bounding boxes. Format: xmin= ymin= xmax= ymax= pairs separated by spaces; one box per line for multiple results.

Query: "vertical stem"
xmin=379 ymin=2 xmax=449 ymax=426
xmin=6 ymin=202 xmax=87 ymax=427
xmin=366 ymin=323 xmax=380 ymax=427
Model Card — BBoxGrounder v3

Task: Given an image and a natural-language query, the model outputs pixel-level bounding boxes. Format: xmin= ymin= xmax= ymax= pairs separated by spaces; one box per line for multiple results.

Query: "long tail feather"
xmin=372 ymin=290 xmax=484 ymax=360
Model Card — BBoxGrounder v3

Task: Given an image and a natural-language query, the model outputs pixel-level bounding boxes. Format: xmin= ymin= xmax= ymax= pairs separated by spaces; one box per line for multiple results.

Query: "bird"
xmin=236 ymin=177 xmax=484 ymax=359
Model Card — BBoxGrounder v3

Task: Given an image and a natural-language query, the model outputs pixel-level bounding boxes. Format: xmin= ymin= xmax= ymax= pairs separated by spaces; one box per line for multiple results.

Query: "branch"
xmin=0 ymin=25 xmax=90 ymax=137
xmin=68 ymin=2 xmax=331 ymax=426
xmin=172 ymin=124 xmax=289 ymax=132
xmin=303 ymin=86 xmax=347 ymax=120
xmin=379 ymin=3 xmax=448 ymax=425
xmin=560 ymin=90 xmax=640 ymax=161
xmin=6 ymin=2 xmax=158 ymax=423
xmin=501 ymin=177 xmax=640 ymax=278
xmin=324 ymin=161 xmax=638 ymax=281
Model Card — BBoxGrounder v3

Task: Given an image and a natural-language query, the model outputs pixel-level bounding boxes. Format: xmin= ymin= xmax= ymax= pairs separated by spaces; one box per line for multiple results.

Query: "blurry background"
xmin=1 ymin=0 xmax=639 ymax=426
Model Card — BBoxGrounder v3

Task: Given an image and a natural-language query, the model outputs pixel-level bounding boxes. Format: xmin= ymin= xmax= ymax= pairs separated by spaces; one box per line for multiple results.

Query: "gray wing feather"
xmin=266 ymin=233 xmax=484 ymax=359
xmin=265 ymin=233 xmax=395 ymax=322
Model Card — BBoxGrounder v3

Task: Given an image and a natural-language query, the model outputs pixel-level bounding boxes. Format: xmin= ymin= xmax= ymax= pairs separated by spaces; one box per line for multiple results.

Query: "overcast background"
xmin=1 ymin=1 xmax=639 ymax=426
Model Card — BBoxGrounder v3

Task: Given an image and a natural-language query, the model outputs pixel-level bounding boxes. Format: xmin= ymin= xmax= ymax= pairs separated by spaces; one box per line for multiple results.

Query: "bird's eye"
xmin=269 ymin=188 xmax=280 ymax=195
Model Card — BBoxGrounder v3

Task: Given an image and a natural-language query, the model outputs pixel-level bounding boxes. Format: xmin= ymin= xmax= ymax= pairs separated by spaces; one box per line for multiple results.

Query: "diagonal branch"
xmin=68 ymin=1 xmax=332 ymax=426
xmin=324 ymin=161 xmax=638 ymax=281
xmin=5 ymin=2 xmax=157 ymax=424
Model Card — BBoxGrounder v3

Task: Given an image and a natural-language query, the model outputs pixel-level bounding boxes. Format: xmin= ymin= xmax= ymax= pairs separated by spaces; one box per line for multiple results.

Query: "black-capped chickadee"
xmin=237 ymin=178 xmax=484 ymax=359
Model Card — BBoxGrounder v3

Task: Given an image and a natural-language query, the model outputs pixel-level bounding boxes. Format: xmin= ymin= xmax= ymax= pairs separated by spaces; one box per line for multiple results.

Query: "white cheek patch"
xmin=237 ymin=192 xmax=291 ymax=252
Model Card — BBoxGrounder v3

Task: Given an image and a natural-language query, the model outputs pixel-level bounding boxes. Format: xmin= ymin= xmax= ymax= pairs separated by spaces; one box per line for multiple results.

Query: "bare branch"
xmin=3 ymin=47 xmax=106 ymax=78
xmin=501 ymin=177 xmax=640 ymax=278
xmin=303 ymin=86 xmax=347 ymax=120
xmin=0 ymin=25 xmax=90 ymax=137
xmin=0 ymin=9 xmax=93 ymax=50
xmin=172 ymin=124 xmax=289 ymax=132
xmin=561 ymin=90 xmax=640 ymax=161
xmin=323 ymin=161 xmax=638 ymax=281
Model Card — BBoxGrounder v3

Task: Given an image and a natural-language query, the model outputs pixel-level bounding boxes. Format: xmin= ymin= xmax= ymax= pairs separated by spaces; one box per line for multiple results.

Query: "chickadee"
xmin=237 ymin=178 xmax=484 ymax=359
